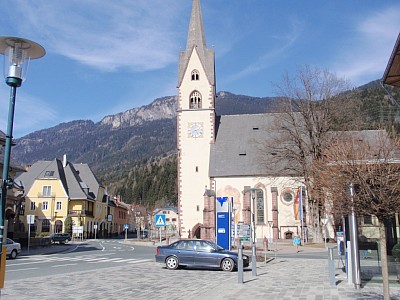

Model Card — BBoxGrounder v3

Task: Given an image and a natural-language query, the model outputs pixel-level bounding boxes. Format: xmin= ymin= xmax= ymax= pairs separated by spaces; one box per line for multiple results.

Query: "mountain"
xmin=12 ymin=84 xmax=400 ymax=205
xmin=12 ymin=92 xmax=280 ymax=169
xmin=11 ymin=92 xmax=280 ymax=204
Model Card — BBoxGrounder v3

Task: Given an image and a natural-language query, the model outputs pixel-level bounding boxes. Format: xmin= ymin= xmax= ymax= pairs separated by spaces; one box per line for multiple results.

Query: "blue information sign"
xmin=216 ymin=197 xmax=232 ymax=250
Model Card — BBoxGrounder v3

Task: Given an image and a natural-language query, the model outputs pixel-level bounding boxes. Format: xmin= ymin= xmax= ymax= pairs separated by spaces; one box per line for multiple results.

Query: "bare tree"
xmin=265 ymin=65 xmax=354 ymax=242
xmin=314 ymin=130 xmax=400 ymax=300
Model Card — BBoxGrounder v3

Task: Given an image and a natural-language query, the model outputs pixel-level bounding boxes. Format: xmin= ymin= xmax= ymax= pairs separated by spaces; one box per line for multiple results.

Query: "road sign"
xmin=237 ymin=223 xmax=251 ymax=238
xmin=26 ymin=215 xmax=35 ymax=225
xmin=155 ymin=214 xmax=166 ymax=227
xmin=124 ymin=224 xmax=129 ymax=230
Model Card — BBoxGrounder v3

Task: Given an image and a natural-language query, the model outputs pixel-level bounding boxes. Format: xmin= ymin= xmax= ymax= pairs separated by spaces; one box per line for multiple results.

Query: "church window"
xmin=191 ymin=69 xmax=199 ymax=81
xmin=190 ymin=91 xmax=202 ymax=109
xmin=196 ymin=205 xmax=200 ymax=212
xmin=256 ymin=189 xmax=265 ymax=224
xmin=195 ymin=166 xmax=199 ymax=172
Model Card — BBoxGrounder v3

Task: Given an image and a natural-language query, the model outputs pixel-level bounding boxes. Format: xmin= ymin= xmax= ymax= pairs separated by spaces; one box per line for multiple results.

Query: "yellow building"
xmin=15 ymin=155 xmax=107 ymax=238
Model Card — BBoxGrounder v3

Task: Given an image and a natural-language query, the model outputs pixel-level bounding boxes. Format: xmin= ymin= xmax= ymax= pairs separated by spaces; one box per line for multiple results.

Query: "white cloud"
xmin=3 ymin=0 xmax=186 ymax=72
xmin=225 ymin=17 xmax=304 ymax=83
xmin=334 ymin=5 xmax=400 ymax=85
xmin=0 ymin=89 xmax=58 ymax=137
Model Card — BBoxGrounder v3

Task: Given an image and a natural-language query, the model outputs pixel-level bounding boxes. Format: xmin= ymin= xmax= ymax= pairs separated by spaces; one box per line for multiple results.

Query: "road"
xmin=1 ymin=241 xmax=395 ymax=300
xmin=6 ymin=239 xmax=154 ymax=281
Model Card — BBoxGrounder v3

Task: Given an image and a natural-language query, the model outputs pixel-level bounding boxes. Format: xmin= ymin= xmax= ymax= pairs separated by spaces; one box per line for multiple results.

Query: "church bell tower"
xmin=177 ymin=0 xmax=216 ymax=238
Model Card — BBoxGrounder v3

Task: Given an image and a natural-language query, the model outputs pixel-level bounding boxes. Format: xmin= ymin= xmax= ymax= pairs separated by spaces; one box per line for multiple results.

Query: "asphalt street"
xmin=1 ymin=239 xmax=399 ymax=300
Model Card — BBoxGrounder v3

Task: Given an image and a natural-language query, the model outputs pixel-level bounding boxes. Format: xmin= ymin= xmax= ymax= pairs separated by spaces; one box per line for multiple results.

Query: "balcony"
xmin=68 ymin=210 xmax=94 ymax=217
xmin=37 ymin=193 xmax=56 ymax=198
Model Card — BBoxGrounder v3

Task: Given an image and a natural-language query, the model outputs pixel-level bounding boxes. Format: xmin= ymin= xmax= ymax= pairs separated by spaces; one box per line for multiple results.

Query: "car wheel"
xmin=221 ymin=258 xmax=235 ymax=272
xmin=165 ymin=256 xmax=179 ymax=270
xmin=64 ymin=239 xmax=69 ymax=244
xmin=9 ymin=250 xmax=17 ymax=259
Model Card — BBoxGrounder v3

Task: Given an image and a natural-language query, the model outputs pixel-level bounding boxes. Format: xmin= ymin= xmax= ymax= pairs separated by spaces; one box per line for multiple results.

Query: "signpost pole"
xmin=28 ymin=221 xmax=31 ymax=254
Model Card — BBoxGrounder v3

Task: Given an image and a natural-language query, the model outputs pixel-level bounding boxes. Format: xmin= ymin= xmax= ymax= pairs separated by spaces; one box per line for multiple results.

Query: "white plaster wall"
xmin=178 ymin=48 xmax=215 ymax=236
xmin=214 ymin=176 xmax=303 ymax=241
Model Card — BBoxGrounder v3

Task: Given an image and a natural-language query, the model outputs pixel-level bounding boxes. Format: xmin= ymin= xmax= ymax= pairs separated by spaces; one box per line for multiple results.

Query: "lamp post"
xmin=244 ymin=187 xmax=262 ymax=277
xmin=0 ymin=36 xmax=45 ymax=253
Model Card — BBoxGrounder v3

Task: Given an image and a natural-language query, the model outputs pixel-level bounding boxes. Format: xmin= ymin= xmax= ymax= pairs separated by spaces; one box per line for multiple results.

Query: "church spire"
xmin=186 ymin=0 xmax=207 ymax=51
xmin=178 ymin=0 xmax=215 ymax=87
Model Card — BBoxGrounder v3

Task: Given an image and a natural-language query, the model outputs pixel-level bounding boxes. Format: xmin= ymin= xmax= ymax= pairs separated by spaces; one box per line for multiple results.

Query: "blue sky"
xmin=0 ymin=0 xmax=399 ymax=138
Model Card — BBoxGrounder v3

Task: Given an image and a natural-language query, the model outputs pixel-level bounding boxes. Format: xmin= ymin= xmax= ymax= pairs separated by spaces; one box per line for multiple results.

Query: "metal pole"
xmin=28 ymin=222 xmax=31 ymax=254
xmin=349 ymin=183 xmax=361 ymax=289
xmin=238 ymin=244 xmax=243 ymax=284
xmin=251 ymin=190 xmax=257 ymax=276
xmin=300 ymin=186 xmax=304 ymax=244
xmin=0 ymin=85 xmax=18 ymax=253
xmin=328 ymin=246 xmax=336 ymax=286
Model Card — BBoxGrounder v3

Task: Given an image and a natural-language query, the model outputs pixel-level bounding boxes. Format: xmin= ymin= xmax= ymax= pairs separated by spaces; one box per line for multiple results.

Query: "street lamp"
xmin=244 ymin=187 xmax=262 ymax=277
xmin=0 ymin=36 xmax=45 ymax=253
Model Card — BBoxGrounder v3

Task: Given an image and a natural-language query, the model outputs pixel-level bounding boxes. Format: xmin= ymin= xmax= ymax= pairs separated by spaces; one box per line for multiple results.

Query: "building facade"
xmin=14 ymin=155 xmax=112 ymax=239
xmin=178 ymin=0 xmax=314 ymax=243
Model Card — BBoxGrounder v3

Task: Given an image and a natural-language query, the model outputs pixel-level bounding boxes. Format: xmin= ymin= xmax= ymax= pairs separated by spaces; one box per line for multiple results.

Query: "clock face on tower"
xmin=188 ymin=122 xmax=203 ymax=138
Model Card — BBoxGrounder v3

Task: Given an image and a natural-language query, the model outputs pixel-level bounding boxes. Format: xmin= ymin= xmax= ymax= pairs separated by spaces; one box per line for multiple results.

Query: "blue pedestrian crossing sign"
xmin=155 ymin=214 xmax=166 ymax=227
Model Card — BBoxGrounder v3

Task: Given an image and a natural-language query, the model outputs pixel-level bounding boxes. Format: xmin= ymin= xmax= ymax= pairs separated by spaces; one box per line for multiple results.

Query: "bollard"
xmin=238 ymin=245 xmax=243 ymax=284
xmin=328 ymin=246 xmax=336 ymax=286
xmin=251 ymin=241 xmax=257 ymax=277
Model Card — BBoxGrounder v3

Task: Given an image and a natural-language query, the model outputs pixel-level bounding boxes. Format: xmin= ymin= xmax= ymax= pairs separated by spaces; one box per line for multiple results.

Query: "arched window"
xmin=190 ymin=91 xmax=202 ymax=109
xmin=42 ymin=219 xmax=50 ymax=232
xmin=256 ymin=189 xmax=265 ymax=224
xmin=55 ymin=220 xmax=63 ymax=233
xmin=191 ymin=69 xmax=199 ymax=81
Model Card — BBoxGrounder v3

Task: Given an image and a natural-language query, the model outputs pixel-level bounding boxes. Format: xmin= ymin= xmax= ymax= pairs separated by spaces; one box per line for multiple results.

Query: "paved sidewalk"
xmin=5 ymin=240 xmax=400 ymax=299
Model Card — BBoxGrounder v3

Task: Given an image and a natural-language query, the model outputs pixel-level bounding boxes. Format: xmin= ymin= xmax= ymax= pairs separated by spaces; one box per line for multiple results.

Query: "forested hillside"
xmin=12 ymin=83 xmax=400 ymax=208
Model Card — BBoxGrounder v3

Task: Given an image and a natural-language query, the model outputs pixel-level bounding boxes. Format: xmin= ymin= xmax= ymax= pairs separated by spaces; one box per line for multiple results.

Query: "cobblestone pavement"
xmin=1 ymin=242 xmax=399 ymax=300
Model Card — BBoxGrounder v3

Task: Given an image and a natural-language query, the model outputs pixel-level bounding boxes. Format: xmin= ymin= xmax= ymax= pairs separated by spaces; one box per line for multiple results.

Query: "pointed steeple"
xmin=178 ymin=0 xmax=215 ymax=87
xmin=186 ymin=0 xmax=207 ymax=51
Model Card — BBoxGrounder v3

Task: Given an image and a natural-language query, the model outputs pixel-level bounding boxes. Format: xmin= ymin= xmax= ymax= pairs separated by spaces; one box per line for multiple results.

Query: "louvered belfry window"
xmin=190 ymin=91 xmax=201 ymax=109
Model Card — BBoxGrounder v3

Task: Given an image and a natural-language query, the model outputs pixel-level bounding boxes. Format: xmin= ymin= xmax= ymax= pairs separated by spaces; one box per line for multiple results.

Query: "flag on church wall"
xmin=294 ymin=187 xmax=300 ymax=220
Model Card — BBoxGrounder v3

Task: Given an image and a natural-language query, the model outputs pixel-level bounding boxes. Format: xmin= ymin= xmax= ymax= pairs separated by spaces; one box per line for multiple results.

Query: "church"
xmin=177 ymin=0 xmax=305 ymax=245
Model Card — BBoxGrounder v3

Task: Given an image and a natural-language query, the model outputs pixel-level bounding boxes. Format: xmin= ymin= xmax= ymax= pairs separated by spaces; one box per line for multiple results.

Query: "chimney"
xmin=63 ymin=154 xmax=67 ymax=168
xmin=25 ymin=164 xmax=31 ymax=171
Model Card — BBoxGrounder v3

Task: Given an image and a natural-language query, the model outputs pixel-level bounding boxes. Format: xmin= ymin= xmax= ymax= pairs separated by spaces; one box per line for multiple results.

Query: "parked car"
xmin=155 ymin=239 xmax=249 ymax=272
xmin=5 ymin=238 xmax=21 ymax=259
xmin=50 ymin=233 xmax=71 ymax=244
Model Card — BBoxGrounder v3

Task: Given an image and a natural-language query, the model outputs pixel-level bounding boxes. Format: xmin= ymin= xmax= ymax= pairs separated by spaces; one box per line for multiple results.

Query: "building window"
xmin=280 ymin=189 xmax=296 ymax=207
xmin=196 ymin=205 xmax=200 ymax=212
xmin=56 ymin=201 xmax=62 ymax=210
xmin=256 ymin=189 xmax=265 ymax=224
xmin=42 ymin=186 xmax=52 ymax=197
xmin=364 ymin=215 xmax=373 ymax=225
xmin=42 ymin=219 xmax=50 ymax=232
xmin=44 ymin=171 xmax=54 ymax=177
xmin=195 ymin=166 xmax=199 ymax=172
xmin=43 ymin=201 xmax=48 ymax=210
xmin=191 ymin=69 xmax=199 ymax=81
xmin=283 ymin=192 xmax=293 ymax=202
xmin=189 ymin=91 xmax=202 ymax=109
xmin=30 ymin=201 xmax=36 ymax=211
xmin=172 ymin=218 xmax=177 ymax=222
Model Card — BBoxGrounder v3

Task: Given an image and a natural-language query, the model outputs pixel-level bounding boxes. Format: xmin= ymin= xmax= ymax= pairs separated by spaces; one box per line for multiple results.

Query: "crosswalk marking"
xmin=19 ymin=255 xmax=152 ymax=265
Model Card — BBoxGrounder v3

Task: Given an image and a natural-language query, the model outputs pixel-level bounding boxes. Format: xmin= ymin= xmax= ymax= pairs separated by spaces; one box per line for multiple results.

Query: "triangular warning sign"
xmin=156 ymin=216 xmax=165 ymax=226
